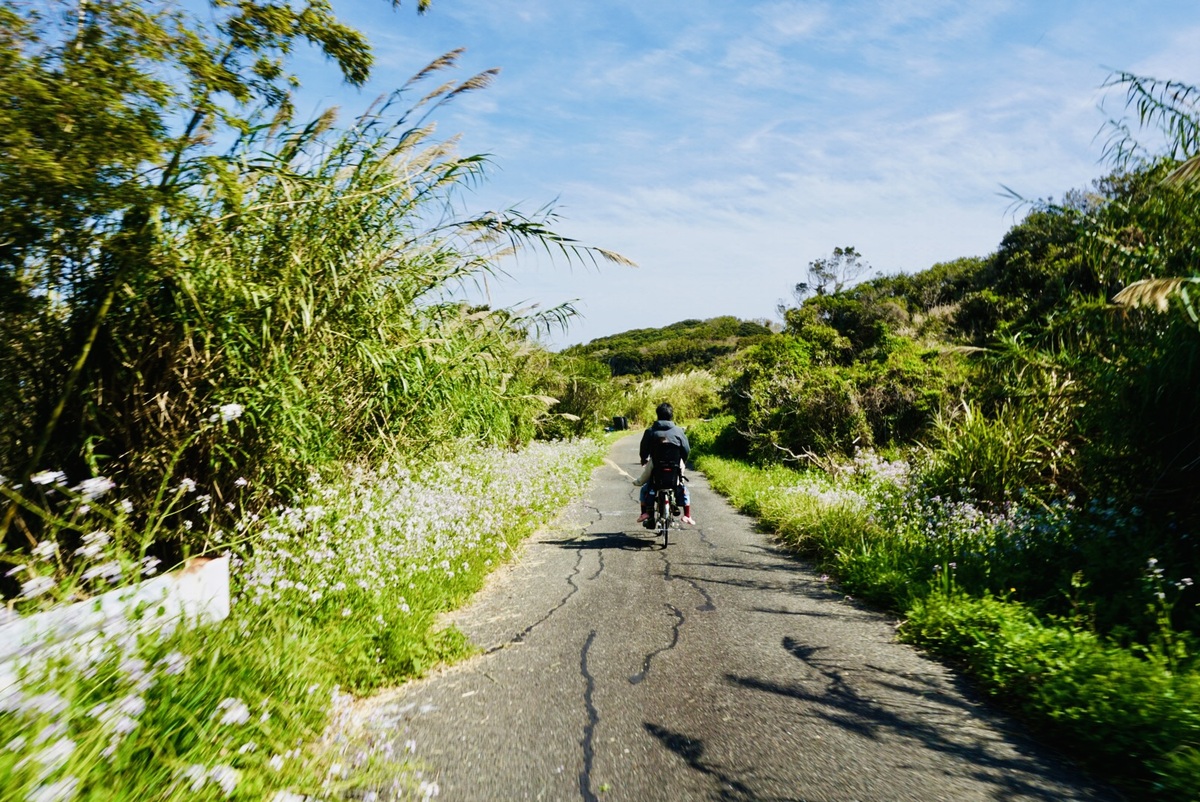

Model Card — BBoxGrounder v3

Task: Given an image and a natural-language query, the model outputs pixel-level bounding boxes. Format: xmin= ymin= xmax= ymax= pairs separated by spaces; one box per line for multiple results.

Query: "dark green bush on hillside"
xmin=854 ymin=339 xmax=964 ymax=446
xmin=565 ymin=316 xmax=775 ymax=377
xmin=725 ymin=337 xmax=872 ymax=460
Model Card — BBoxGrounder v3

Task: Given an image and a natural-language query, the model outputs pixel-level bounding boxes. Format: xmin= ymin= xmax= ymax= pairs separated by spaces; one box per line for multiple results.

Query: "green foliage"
xmin=0 ymin=4 xmax=621 ymax=560
xmin=854 ymin=339 xmax=964 ymax=446
xmin=919 ymin=399 xmax=1075 ymax=503
xmin=700 ymin=449 xmax=1200 ymax=796
xmin=564 ymin=316 xmax=774 ymax=377
xmin=1 ymin=437 xmax=604 ymax=800
xmin=722 ymin=331 xmax=961 ymax=462
xmin=904 ymin=590 xmax=1200 ymax=795
xmin=528 ymin=352 xmax=627 ymax=439
xmin=724 ymin=336 xmax=871 ymax=460
xmin=684 ymin=415 xmax=747 ymax=460
xmin=618 ymin=369 xmax=723 ymax=426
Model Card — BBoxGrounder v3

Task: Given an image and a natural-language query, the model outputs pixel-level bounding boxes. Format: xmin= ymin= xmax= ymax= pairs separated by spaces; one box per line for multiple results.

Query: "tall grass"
xmin=618 ymin=369 xmax=722 ymax=425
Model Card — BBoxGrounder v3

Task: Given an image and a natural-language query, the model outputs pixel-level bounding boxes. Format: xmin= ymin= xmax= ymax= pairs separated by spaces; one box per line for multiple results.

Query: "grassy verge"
xmin=693 ymin=440 xmax=1200 ymax=798
xmin=1 ymin=438 xmax=606 ymax=801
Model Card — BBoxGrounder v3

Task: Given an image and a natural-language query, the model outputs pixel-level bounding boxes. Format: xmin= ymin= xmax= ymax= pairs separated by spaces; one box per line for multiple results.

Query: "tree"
xmin=792 ymin=246 xmax=871 ymax=301
xmin=0 ymin=0 xmax=429 ymax=539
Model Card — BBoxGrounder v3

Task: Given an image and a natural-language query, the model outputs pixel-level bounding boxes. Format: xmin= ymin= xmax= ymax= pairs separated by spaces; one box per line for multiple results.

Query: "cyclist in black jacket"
xmin=637 ymin=403 xmax=695 ymax=525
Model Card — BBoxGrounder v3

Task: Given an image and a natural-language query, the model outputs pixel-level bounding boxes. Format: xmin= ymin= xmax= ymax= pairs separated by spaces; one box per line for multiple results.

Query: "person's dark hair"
xmin=656 ymin=402 xmax=674 ymax=421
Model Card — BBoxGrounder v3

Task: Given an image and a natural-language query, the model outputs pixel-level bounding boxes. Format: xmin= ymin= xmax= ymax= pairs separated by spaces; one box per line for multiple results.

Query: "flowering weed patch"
xmin=1 ymin=438 xmax=604 ymax=801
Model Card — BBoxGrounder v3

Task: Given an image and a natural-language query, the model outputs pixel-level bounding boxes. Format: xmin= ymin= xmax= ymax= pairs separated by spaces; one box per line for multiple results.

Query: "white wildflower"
xmin=30 ymin=471 xmax=66 ymax=487
xmin=268 ymin=792 xmax=307 ymax=802
xmin=73 ymin=476 xmax=115 ymax=501
xmin=81 ymin=561 xmax=122 ymax=583
xmin=157 ymin=651 xmax=190 ymax=676
xmin=214 ymin=697 xmax=250 ymax=726
xmin=31 ymin=541 xmax=58 ymax=560
xmin=116 ymin=499 xmax=133 ymax=514
xmin=26 ymin=776 xmax=79 ymax=802
xmin=267 ymin=754 xmax=285 ymax=771
xmin=180 ymin=764 xmax=208 ymax=792
xmin=211 ymin=403 xmax=244 ymax=423
xmin=33 ymin=723 xmax=67 ymax=745
xmin=177 ymin=478 xmax=197 ymax=494
xmin=20 ymin=575 xmax=56 ymax=599
xmin=21 ymin=692 xmax=68 ymax=718
xmin=209 ymin=764 xmax=240 ymax=796
xmin=74 ymin=529 xmax=110 ymax=559
xmin=31 ymin=737 xmax=75 ymax=773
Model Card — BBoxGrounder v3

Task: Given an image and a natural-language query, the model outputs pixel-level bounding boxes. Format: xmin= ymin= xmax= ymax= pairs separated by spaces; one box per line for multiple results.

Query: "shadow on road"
xmin=545 ymin=532 xmax=661 ymax=551
xmin=643 ymin=722 xmax=800 ymax=802
xmin=719 ymin=636 xmax=1114 ymax=801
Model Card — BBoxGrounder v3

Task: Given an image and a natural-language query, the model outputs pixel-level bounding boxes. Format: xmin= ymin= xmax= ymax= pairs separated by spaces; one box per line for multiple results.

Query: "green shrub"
xmin=903 ymin=590 xmax=1200 ymax=794
xmin=724 ymin=337 xmax=872 ymax=461
xmin=686 ymin=415 xmax=747 ymax=459
xmin=854 ymin=341 xmax=963 ymax=447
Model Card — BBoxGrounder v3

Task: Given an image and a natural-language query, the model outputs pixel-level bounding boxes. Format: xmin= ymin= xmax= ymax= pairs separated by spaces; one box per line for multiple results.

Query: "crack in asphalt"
xmin=694 ymin=523 xmax=718 ymax=550
xmin=660 ymin=549 xmax=718 ymax=612
xmin=629 ymin=603 xmax=685 ymax=685
xmin=589 ymin=550 xmax=605 ymax=580
xmin=579 ymin=630 xmax=600 ymax=802
xmin=485 ymin=548 xmax=586 ymax=654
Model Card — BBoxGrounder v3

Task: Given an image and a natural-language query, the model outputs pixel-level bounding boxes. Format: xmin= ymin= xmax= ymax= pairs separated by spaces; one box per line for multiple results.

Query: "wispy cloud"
xmin=287 ymin=0 xmax=1200 ymax=345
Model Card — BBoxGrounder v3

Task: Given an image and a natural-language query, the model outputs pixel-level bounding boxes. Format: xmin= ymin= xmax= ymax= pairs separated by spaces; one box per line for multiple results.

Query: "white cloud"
xmin=283 ymin=0 xmax=1200 ymax=346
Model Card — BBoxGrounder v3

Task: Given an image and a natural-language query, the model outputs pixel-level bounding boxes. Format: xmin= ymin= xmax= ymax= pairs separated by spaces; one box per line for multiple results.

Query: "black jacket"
xmin=639 ymin=420 xmax=691 ymax=465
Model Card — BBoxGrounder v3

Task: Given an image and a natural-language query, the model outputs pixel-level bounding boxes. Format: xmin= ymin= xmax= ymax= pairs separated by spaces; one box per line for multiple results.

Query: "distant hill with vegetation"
xmin=563 ymin=315 xmax=776 ymax=376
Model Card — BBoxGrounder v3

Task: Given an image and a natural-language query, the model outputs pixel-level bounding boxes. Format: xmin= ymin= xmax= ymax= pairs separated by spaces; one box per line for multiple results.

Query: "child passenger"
xmin=634 ymin=456 xmax=695 ymax=525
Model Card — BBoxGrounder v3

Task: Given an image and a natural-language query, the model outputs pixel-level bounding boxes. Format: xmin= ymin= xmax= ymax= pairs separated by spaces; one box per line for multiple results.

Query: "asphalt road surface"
xmin=360 ymin=435 xmax=1117 ymax=801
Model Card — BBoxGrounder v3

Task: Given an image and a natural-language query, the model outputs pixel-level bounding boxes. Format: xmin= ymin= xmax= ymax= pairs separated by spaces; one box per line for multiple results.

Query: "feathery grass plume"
xmin=1112 ymin=277 xmax=1199 ymax=313
xmin=1163 ymin=153 xmax=1200 ymax=187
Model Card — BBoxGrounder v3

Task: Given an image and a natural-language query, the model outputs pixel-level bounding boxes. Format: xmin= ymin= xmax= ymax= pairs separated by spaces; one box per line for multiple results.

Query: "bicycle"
xmin=648 ymin=478 xmax=685 ymax=547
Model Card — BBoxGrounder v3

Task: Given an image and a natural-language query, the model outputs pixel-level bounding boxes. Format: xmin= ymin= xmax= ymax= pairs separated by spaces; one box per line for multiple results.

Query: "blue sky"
xmin=294 ymin=1 xmax=1200 ymax=346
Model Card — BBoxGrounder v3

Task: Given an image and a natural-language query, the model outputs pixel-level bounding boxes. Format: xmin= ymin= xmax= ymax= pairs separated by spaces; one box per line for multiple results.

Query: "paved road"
xmin=361 ymin=435 xmax=1116 ymax=801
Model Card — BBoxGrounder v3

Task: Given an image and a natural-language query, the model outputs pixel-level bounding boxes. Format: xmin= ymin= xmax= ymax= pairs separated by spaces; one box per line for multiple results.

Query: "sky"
xmin=291 ymin=1 xmax=1200 ymax=347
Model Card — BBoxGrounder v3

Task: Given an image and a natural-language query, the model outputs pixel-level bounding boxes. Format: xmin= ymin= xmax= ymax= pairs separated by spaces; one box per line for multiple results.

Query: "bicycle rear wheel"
xmin=657 ymin=497 xmax=670 ymax=546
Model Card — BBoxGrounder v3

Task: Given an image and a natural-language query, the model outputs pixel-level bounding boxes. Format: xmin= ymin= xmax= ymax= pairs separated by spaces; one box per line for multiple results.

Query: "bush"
xmin=724 ymin=337 xmax=872 ymax=461
xmin=854 ymin=341 xmax=963 ymax=447
xmin=918 ymin=398 xmax=1074 ymax=503
xmin=685 ymin=415 xmax=747 ymax=460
